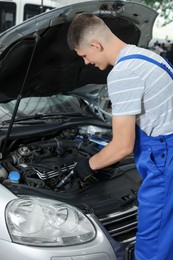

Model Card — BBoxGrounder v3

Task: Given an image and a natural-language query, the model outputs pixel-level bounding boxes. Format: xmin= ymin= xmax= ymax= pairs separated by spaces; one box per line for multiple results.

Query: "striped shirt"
xmin=107 ymin=44 xmax=173 ymax=136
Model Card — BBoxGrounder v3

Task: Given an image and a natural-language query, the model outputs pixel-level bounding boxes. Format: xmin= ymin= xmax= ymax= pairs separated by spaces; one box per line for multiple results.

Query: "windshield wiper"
xmin=2 ymin=112 xmax=88 ymax=125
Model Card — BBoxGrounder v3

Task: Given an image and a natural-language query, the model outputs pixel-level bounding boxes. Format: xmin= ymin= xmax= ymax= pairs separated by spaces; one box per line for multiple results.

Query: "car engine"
xmin=1 ymin=126 xmax=121 ymax=191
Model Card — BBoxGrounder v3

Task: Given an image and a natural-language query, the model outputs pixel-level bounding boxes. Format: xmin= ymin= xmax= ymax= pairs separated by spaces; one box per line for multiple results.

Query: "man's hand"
xmin=74 ymin=158 xmax=94 ymax=182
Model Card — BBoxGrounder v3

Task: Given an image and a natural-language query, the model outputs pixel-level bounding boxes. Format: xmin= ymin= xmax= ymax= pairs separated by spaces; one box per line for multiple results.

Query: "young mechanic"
xmin=67 ymin=13 xmax=173 ymax=259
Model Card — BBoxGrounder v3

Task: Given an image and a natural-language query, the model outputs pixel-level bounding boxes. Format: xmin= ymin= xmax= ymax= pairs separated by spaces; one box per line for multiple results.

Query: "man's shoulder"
xmin=121 ymin=44 xmax=157 ymax=58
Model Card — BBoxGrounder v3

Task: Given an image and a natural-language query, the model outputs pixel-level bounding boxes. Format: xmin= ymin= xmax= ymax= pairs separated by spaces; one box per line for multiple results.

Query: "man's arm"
xmin=89 ymin=115 xmax=136 ymax=170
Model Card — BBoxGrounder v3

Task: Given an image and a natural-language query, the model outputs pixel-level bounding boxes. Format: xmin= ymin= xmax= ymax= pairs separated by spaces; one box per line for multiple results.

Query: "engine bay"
xmin=0 ymin=125 xmax=120 ymax=192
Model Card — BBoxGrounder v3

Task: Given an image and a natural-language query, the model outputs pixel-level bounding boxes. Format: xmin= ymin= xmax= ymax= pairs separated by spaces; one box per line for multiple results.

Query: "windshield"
xmin=0 ymin=95 xmax=84 ymax=122
xmin=0 ymin=2 xmax=16 ymax=33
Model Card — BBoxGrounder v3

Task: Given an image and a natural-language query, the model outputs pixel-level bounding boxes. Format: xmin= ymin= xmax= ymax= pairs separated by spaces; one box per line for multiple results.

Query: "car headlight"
xmin=5 ymin=196 xmax=96 ymax=246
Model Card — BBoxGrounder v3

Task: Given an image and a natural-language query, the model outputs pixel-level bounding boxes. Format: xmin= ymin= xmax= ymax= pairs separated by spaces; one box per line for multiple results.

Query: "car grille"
xmin=98 ymin=205 xmax=138 ymax=243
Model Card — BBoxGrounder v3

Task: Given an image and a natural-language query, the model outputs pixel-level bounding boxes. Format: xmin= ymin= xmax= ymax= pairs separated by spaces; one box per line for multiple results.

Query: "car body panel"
xmin=0 ymin=184 xmax=16 ymax=241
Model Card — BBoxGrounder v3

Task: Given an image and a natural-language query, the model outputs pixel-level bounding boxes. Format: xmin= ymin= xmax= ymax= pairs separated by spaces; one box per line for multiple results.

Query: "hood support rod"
xmin=1 ymin=33 xmax=40 ymax=159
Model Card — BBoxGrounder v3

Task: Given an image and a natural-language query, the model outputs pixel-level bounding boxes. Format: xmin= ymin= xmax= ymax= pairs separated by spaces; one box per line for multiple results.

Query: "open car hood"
xmin=0 ymin=0 xmax=158 ymax=103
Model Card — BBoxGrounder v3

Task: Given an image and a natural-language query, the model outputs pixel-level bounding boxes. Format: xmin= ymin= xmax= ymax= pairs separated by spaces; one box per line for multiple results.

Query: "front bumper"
xmin=0 ymin=215 xmax=117 ymax=260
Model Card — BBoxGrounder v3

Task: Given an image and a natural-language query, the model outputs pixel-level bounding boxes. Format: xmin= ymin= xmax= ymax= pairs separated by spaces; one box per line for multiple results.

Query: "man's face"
xmin=75 ymin=42 xmax=109 ymax=70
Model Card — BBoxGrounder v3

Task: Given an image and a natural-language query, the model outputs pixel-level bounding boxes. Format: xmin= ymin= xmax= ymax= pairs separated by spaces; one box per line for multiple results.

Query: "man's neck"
xmin=107 ymin=38 xmax=127 ymax=66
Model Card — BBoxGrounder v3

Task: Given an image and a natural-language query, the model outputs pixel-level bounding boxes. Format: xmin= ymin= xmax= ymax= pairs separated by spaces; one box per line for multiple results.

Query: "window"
xmin=24 ymin=4 xmax=54 ymax=21
xmin=0 ymin=2 xmax=16 ymax=33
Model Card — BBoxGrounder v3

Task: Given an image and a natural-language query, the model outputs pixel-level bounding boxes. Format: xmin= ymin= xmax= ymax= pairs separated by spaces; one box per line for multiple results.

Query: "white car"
xmin=0 ymin=1 xmax=157 ymax=259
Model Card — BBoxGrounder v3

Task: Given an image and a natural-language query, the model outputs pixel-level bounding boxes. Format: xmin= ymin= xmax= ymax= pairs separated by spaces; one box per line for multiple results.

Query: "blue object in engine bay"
xmin=89 ymin=135 xmax=109 ymax=150
xmin=75 ymin=135 xmax=109 ymax=151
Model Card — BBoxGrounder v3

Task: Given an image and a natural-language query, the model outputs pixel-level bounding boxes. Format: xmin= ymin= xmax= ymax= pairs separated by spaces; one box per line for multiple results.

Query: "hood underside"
xmin=0 ymin=1 xmax=158 ymax=103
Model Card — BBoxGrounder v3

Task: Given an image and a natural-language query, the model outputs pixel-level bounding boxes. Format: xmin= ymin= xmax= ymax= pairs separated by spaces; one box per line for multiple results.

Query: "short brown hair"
xmin=67 ymin=13 xmax=104 ymax=50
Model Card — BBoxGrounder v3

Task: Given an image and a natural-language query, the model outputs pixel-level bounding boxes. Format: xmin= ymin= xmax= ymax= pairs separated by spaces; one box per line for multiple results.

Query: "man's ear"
xmin=90 ymin=40 xmax=103 ymax=51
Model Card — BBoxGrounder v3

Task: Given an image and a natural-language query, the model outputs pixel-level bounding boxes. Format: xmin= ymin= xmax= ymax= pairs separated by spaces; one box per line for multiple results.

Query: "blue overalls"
xmin=117 ymin=55 xmax=173 ymax=259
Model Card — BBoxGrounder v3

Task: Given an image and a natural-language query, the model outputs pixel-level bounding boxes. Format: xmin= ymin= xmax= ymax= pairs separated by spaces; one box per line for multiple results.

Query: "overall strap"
xmin=116 ymin=54 xmax=173 ymax=79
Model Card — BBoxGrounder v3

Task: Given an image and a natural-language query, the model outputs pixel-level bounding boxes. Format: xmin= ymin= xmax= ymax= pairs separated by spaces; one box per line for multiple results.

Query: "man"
xmin=67 ymin=13 xmax=173 ymax=259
